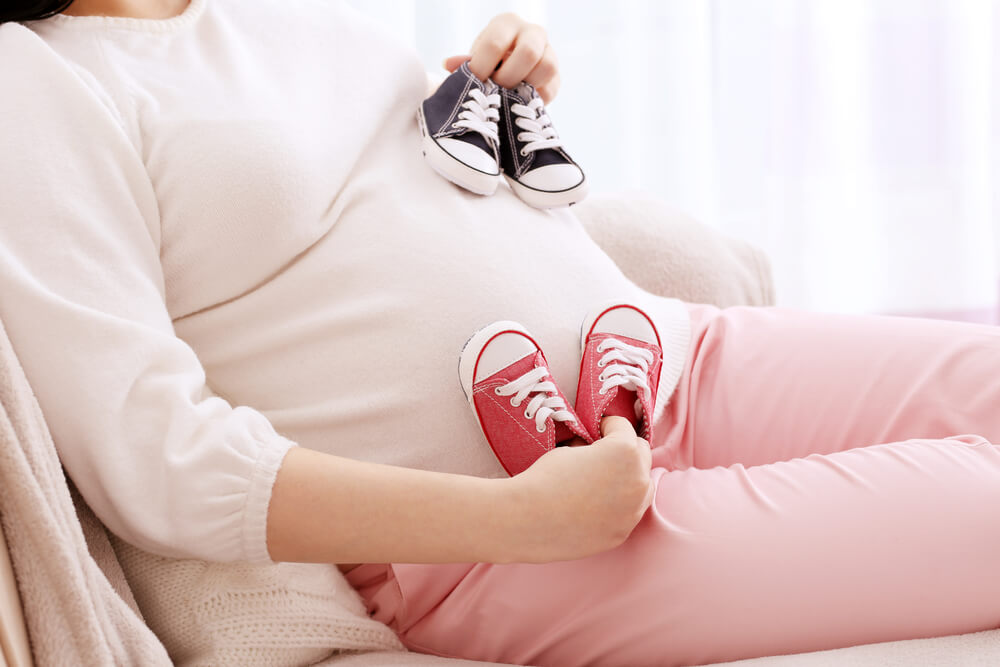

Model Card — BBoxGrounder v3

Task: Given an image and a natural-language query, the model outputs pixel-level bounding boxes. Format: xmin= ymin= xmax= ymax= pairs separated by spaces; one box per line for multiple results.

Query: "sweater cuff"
xmin=241 ymin=434 xmax=297 ymax=564
xmin=654 ymin=297 xmax=692 ymax=422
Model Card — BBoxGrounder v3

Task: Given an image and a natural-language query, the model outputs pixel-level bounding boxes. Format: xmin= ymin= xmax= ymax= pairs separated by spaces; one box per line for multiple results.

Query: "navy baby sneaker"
xmin=418 ymin=62 xmax=502 ymax=195
xmin=498 ymin=81 xmax=587 ymax=209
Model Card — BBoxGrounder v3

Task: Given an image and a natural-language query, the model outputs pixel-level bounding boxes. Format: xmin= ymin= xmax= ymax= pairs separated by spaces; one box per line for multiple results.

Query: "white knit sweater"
xmin=0 ymin=0 xmax=690 ymax=569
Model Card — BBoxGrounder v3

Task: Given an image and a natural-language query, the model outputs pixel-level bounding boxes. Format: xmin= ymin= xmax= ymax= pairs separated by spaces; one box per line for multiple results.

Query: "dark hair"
xmin=1 ymin=1 xmax=75 ymax=24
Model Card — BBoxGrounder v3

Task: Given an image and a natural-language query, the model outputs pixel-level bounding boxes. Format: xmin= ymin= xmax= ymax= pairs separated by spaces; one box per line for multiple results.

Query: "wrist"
xmin=466 ymin=476 xmax=527 ymax=564
xmin=485 ymin=474 xmax=556 ymax=564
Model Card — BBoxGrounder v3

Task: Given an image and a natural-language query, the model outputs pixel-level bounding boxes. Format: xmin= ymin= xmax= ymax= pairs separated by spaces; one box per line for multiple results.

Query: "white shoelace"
xmin=494 ymin=366 xmax=578 ymax=434
xmin=596 ymin=339 xmax=655 ymax=398
xmin=453 ymin=88 xmax=501 ymax=145
xmin=511 ymin=97 xmax=563 ymax=156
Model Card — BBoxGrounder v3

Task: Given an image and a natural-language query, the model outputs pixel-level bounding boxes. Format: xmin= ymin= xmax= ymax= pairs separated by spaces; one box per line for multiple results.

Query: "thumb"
xmin=599 ymin=415 xmax=637 ymax=439
xmin=442 ymin=54 xmax=470 ymax=73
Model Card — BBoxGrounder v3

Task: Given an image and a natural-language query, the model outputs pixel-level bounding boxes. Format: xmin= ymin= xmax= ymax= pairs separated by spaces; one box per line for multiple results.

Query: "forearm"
xmin=265 ymin=446 xmax=521 ymax=564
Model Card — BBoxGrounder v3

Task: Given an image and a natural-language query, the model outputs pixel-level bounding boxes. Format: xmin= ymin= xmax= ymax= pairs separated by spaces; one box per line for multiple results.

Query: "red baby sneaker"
xmin=460 ymin=321 xmax=592 ymax=476
xmin=576 ymin=302 xmax=663 ymax=442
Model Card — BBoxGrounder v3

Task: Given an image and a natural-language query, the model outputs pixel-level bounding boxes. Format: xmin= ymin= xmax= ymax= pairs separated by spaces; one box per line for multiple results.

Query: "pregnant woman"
xmin=1 ymin=1 xmax=999 ymax=666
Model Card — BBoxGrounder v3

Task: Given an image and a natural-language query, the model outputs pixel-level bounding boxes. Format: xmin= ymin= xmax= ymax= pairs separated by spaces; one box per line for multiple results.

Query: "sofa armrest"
xmin=575 ymin=192 xmax=775 ymax=308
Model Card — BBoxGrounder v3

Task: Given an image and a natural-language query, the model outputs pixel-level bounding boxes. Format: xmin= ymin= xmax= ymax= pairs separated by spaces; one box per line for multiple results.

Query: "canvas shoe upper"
xmin=498 ymin=81 xmax=588 ymax=209
xmin=418 ymin=61 xmax=502 ymax=195
xmin=460 ymin=320 xmax=593 ymax=476
xmin=576 ymin=302 xmax=663 ymax=442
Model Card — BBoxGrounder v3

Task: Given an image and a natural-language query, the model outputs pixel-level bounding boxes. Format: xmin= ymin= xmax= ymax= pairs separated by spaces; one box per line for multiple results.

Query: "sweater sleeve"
xmin=0 ymin=25 xmax=296 ymax=563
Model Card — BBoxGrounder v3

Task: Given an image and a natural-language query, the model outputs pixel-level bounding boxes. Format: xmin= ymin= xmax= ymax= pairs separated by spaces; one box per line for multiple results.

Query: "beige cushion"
xmin=575 ymin=192 xmax=775 ymax=307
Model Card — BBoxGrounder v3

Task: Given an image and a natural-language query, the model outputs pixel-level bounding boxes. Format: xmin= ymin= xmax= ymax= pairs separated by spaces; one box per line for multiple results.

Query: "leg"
xmin=652 ymin=303 xmax=1000 ymax=470
xmin=372 ymin=436 xmax=1000 ymax=667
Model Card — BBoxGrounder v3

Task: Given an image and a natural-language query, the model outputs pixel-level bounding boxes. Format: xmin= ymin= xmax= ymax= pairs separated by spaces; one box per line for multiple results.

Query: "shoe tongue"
xmin=510 ymin=81 xmax=537 ymax=104
xmin=521 ymin=351 xmax=579 ymax=445
xmin=552 ymin=419 xmax=578 ymax=445
xmin=459 ymin=61 xmax=495 ymax=93
xmin=602 ymin=387 xmax=640 ymax=425
xmin=495 ymin=352 xmax=538 ymax=383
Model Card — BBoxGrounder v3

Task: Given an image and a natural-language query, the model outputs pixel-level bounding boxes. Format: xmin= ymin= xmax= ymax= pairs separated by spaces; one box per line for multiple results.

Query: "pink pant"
xmin=347 ymin=303 xmax=1000 ymax=667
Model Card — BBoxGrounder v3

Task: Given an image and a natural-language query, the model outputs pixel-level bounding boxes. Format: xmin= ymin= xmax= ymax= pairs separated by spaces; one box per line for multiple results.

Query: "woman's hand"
xmin=266 ymin=417 xmax=651 ymax=567
xmin=507 ymin=416 xmax=655 ymax=563
xmin=443 ymin=13 xmax=561 ymax=103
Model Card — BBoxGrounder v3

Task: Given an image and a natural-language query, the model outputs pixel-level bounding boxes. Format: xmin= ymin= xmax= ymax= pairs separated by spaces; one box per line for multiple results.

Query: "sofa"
xmin=2 ymin=194 xmax=999 ymax=667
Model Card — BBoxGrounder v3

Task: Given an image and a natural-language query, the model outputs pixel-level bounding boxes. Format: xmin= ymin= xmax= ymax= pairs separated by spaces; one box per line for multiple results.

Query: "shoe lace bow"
xmin=495 ymin=366 xmax=577 ymax=434
xmin=453 ymin=87 xmax=501 ymax=145
xmin=511 ymin=96 xmax=563 ymax=155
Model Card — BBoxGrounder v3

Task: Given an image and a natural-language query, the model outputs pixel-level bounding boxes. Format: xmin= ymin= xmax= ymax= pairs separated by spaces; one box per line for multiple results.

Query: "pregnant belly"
xmin=176 ymin=185 xmax=651 ymax=480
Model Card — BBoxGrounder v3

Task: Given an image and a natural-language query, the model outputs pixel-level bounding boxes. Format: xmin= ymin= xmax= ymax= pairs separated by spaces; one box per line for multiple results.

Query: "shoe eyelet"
xmin=597 ymin=359 xmax=607 ymax=368
xmin=510 ymin=398 xmax=522 ymax=408
xmin=536 ymin=424 xmax=546 ymax=433
xmin=494 ymin=387 xmax=503 ymax=395
xmin=524 ymin=409 xmax=533 ymax=420
xmin=452 ymin=123 xmax=460 ymax=129
xmin=598 ymin=388 xmax=607 ymax=396
xmin=519 ymin=149 xmax=527 ymax=157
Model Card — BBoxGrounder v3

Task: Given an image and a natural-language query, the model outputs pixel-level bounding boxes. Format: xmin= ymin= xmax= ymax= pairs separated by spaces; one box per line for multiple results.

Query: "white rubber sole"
xmin=418 ymin=107 xmax=500 ymax=196
xmin=458 ymin=320 xmax=533 ymax=403
xmin=506 ymin=174 xmax=589 ymax=209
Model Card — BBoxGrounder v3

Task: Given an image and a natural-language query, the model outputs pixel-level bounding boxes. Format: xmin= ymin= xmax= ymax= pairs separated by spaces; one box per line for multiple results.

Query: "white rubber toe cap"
xmin=517 ymin=163 xmax=584 ymax=192
xmin=438 ymin=137 xmax=500 ymax=175
xmin=459 ymin=321 xmax=536 ymax=399
xmin=474 ymin=334 xmax=535 ymax=382
xmin=581 ymin=302 xmax=660 ymax=350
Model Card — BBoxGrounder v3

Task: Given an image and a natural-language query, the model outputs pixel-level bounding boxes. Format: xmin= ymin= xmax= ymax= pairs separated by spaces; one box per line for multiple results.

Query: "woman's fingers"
xmin=599 ymin=415 xmax=637 ymax=438
xmin=468 ymin=14 xmax=520 ymax=81
xmin=492 ymin=24 xmax=547 ymax=88
xmin=599 ymin=417 xmax=652 ymax=478
xmin=637 ymin=437 xmax=652 ymax=472
xmin=442 ymin=54 xmax=470 ymax=73
xmin=458 ymin=13 xmax=560 ymax=102
xmin=524 ymin=44 xmax=559 ymax=102
xmin=641 ymin=473 xmax=656 ymax=512
xmin=533 ymin=72 xmax=560 ymax=105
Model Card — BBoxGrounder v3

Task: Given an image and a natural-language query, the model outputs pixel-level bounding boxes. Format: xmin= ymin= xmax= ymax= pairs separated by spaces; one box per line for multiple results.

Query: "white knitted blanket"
xmin=0 ymin=312 xmax=171 ymax=666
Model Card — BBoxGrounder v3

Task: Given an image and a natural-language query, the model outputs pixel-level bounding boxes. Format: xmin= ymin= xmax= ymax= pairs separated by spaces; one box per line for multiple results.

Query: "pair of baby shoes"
xmin=418 ymin=61 xmax=588 ymax=209
xmin=459 ymin=301 xmax=662 ymax=476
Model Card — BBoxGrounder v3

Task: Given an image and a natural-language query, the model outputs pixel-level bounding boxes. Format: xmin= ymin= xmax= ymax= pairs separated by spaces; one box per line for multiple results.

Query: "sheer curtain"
xmin=347 ymin=0 xmax=1000 ymax=318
